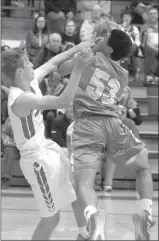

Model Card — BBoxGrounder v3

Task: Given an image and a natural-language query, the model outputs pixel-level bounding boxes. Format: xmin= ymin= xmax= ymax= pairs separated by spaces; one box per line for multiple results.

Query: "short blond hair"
xmin=1 ymin=47 xmax=25 ymax=80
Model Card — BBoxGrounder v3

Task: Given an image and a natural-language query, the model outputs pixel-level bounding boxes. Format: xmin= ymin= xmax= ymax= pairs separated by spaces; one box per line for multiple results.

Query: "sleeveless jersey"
xmin=73 ymin=52 xmax=128 ymax=119
xmin=8 ymin=78 xmax=46 ymax=155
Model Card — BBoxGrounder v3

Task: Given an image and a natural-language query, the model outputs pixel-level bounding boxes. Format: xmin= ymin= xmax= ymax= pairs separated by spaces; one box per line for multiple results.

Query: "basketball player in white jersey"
xmin=1 ymin=42 xmax=94 ymax=240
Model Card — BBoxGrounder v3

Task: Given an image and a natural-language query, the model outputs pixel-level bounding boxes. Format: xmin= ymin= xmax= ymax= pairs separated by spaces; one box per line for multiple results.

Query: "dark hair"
xmin=1 ymin=47 xmax=25 ymax=80
xmin=64 ymin=20 xmax=76 ymax=33
xmin=121 ymin=9 xmax=133 ymax=21
xmin=108 ymin=29 xmax=132 ymax=61
xmin=33 ymin=14 xmax=48 ymax=34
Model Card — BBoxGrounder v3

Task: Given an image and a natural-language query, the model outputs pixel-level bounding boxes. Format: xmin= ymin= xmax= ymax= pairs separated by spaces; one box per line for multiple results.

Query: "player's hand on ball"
xmin=74 ymin=48 xmax=94 ymax=69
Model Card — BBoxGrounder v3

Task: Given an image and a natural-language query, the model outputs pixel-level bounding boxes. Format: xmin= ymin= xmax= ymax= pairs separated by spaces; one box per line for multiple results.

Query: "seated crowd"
xmin=1 ymin=0 xmax=158 ymax=190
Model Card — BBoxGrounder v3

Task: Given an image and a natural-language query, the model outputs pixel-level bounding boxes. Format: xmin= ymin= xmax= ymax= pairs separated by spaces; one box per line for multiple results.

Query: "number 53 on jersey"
xmin=80 ymin=68 xmax=121 ymax=105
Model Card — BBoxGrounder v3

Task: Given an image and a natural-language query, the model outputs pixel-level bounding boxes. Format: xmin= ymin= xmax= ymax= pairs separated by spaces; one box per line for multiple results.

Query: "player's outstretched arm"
xmin=12 ymin=48 xmax=94 ymax=117
xmin=34 ymin=41 xmax=94 ymax=83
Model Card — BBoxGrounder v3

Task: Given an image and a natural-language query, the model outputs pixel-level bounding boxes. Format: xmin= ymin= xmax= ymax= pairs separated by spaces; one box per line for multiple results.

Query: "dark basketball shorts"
xmin=71 ymin=116 xmax=145 ymax=172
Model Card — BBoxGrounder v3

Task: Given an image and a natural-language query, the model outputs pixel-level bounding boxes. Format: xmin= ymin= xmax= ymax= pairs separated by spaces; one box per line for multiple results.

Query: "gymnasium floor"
xmin=1 ymin=188 xmax=158 ymax=240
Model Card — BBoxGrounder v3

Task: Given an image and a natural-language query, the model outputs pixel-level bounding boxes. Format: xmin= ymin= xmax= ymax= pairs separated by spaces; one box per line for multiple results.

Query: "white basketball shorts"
xmin=20 ymin=139 xmax=76 ymax=217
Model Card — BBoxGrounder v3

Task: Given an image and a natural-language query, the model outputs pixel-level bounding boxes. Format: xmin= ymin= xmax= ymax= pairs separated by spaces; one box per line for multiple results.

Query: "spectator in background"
xmin=1 ymin=117 xmax=20 ymax=189
xmin=61 ymin=20 xmax=80 ymax=83
xmin=125 ymin=0 xmax=154 ymax=25
xmin=1 ymin=45 xmax=10 ymax=124
xmin=80 ymin=4 xmax=105 ymax=42
xmin=39 ymin=72 xmax=66 ymax=146
xmin=120 ymin=9 xmax=141 ymax=80
xmin=95 ymin=105 xmax=140 ymax=192
xmin=43 ymin=107 xmax=73 ymax=148
xmin=76 ymin=0 xmax=111 ymax=22
xmin=25 ymin=14 xmax=49 ymax=62
xmin=2 ymin=0 xmax=11 ymax=17
xmin=33 ymin=33 xmax=63 ymax=68
xmin=62 ymin=20 xmax=80 ymax=48
xmin=119 ymin=86 xmax=142 ymax=126
xmin=44 ymin=0 xmax=76 ymax=34
xmin=1 ymin=85 xmax=9 ymax=124
xmin=141 ymin=6 xmax=158 ymax=82
xmin=40 ymin=71 xmax=63 ymax=97
xmin=1 ymin=45 xmax=10 ymax=53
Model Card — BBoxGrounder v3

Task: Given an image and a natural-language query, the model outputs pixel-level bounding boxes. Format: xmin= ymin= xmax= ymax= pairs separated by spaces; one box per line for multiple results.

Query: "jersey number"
xmin=86 ymin=68 xmax=120 ymax=105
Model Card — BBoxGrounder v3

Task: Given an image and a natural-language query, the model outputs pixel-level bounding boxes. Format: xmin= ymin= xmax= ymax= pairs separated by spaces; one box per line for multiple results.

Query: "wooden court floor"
xmin=1 ymin=189 xmax=158 ymax=240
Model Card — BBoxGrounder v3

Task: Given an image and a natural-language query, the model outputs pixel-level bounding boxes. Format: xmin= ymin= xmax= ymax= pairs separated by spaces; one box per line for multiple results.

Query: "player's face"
xmin=22 ymin=54 xmax=34 ymax=82
xmin=92 ymin=32 xmax=111 ymax=56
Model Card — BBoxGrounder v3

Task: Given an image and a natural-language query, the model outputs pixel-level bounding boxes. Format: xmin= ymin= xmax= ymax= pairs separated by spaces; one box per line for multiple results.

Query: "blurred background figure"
xmin=62 ymin=20 xmax=80 ymax=48
xmin=1 ymin=82 xmax=10 ymax=126
xmin=119 ymin=86 xmax=142 ymax=126
xmin=120 ymin=9 xmax=142 ymax=81
xmin=25 ymin=14 xmax=49 ymax=62
xmin=43 ymin=106 xmax=74 ymax=148
xmin=33 ymin=32 xmax=63 ymax=68
xmin=124 ymin=0 xmax=154 ymax=25
xmin=45 ymin=0 xmax=77 ymax=34
xmin=140 ymin=5 xmax=158 ymax=83
xmin=2 ymin=0 xmax=11 ymax=17
xmin=80 ymin=4 xmax=105 ymax=42
xmin=1 ymin=118 xmax=20 ymax=189
xmin=33 ymin=32 xmax=64 ymax=102
xmin=76 ymin=0 xmax=111 ymax=22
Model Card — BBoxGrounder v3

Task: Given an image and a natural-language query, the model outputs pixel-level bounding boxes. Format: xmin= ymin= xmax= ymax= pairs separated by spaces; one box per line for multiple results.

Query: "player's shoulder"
xmin=8 ymin=86 xmax=24 ymax=98
xmin=8 ymin=86 xmax=24 ymax=108
xmin=95 ymin=53 xmax=128 ymax=76
xmin=110 ymin=57 xmax=128 ymax=76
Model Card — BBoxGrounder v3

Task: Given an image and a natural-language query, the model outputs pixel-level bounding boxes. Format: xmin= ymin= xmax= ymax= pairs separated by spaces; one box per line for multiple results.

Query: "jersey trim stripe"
xmin=27 ymin=114 xmax=35 ymax=138
xmin=20 ymin=117 xmax=30 ymax=139
xmin=20 ymin=114 xmax=35 ymax=140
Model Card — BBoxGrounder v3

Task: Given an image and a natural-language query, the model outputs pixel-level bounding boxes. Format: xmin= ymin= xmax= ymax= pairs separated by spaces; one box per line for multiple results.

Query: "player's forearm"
xmin=56 ymin=66 xmax=82 ymax=108
xmin=34 ymin=45 xmax=79 ymax=82
xmin=38 ymin=66 xmax=82 ymax=110
xmin=48 ymin=45 xmax=79 ymax=68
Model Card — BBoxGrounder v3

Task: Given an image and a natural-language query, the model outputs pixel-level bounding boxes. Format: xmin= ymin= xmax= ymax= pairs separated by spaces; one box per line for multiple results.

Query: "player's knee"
xmin=74 ymin=169 xmax=97 ymax=194
xmin=128 ymin=148 xmax=151 ymax=173
xmin=41 ymin=211 xmax=60 ymax=229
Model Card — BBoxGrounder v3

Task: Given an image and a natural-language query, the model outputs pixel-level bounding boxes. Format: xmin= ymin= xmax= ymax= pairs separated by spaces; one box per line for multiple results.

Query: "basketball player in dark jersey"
xmin=58 ymin=20 xmax=154 ymax=240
